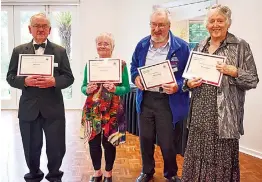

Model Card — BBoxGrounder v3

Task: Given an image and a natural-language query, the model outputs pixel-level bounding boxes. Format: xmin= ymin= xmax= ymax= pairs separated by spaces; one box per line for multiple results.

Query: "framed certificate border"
xmin=183 ymin=51 xmax=226 ymax=87
xmin=17 ymin=54 xmax=54 ymax=76
xmin=138 ymin=60 xmax=176 ymax=90
xmin=87 ymin=58 xmax=122 ymax=83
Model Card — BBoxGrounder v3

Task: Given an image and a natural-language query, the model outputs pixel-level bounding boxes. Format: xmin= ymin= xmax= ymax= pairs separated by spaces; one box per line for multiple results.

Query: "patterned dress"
xmin=81 ymin=84 xmax=126 ymax=146
xmin=81 ymin=61 xmax=130 ymax=146
xmin=182 ymin=44 xmax=240 ymax=182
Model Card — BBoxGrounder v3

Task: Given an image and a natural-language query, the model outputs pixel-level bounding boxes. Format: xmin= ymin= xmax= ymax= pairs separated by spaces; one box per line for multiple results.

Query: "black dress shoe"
xmin=89 ymin=175 xmax=103 ymax=182
xmin=103 ymin=176 xmax=112 ymax=182
xmin=45 ymin=170 xmax=63 ymax=182
xmin=168 ymin=176 xmax=181 ymax=182
xmin=24 ymin=169 xmax=44 ymax=181
xmin=136 ymin=173 xmax=153 ymax=182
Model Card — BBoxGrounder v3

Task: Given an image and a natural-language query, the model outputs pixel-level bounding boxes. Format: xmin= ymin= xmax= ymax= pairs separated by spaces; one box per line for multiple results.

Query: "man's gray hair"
xmin=150 ymin=8 xmax=172 ymax=24
xmin=205 ymin=4 xmax=232 ymax=26
xmin=30 ymin=13 xmax=51 ymax=26
xmin=95 ymin=32 xmax=115 ymax=48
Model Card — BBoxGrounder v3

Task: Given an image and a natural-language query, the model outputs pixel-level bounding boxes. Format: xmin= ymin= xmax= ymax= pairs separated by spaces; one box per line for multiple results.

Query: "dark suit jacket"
xmin=6 ymin=39 xmax=74 ymax=121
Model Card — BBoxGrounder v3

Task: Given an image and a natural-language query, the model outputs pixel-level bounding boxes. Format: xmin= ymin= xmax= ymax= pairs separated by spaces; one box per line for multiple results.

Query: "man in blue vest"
xmin=130 ymin=8 xmax=190 ymax=182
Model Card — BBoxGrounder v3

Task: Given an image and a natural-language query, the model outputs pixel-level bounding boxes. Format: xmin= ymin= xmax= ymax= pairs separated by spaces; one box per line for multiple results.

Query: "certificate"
xmin=17 ymin=54 xmax=54 ymax=76
xmin=88 ymin=58 xmax=122 ymax=83
xmin=138 ymin=60 xmax=176 ymax=90
xmin=182 ymin=51 xmax=226 ymax=87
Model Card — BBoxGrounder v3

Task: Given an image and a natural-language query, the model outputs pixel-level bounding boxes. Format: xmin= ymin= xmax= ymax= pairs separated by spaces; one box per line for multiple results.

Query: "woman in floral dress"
xmin=182 ymin=5 xmax=259 ymax=182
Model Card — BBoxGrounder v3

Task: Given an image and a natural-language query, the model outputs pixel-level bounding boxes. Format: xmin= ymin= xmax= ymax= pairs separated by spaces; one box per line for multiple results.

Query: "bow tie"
xmin=34 ymin=43 xmax=46 ymax=50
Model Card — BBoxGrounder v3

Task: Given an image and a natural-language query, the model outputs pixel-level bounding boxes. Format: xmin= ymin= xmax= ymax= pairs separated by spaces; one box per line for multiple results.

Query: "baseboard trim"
xmin=239 ymin=146 xmax=262 ymax=159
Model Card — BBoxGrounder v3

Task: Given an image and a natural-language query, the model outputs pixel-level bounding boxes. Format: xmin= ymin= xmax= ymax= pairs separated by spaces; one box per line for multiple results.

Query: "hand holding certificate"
xmin=182 ymin=51 xmax=226 ymax=87
xmin=138 ymin=60 xmax=176 ymax=90
xmin=88 ymin=58 xmax=122 ymax=83
xmin=17 ymin=54 xmax=54 ymax=76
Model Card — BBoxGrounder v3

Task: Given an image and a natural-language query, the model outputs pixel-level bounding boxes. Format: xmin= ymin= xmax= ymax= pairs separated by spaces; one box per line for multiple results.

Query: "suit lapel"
xmin=24 ymin=39 xmax=54 ymax=54
xmin=24 ymin=40 xmax=35 ymax=54
xmin=44 ymin=39 xmax=54 ymax=55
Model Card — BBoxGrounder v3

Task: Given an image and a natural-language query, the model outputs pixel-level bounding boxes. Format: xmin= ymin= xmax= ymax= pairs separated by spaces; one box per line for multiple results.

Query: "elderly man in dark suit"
xmin=6 ymin=13 xmax=74 ymax=182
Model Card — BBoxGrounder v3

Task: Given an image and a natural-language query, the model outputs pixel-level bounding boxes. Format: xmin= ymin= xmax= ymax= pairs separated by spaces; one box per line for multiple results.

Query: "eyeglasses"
xmin=32 ymin=24 xmax=49 ymax=29
xmin=150 ymin=22 xmax=169 ymax=29
xmin=97 ymin=42 xmax=111 ymax=47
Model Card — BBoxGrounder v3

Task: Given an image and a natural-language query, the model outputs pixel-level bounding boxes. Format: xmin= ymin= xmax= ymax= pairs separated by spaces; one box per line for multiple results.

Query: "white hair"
xmin=95 ymin=32 xmax=115 ymax=49
xmin=150 ymin=8 xmax=171 ymax=24
xmin=29 ymin=13 xmax=51 ymax=26
xmin=205 ymin=4 xmax=232 ymax=26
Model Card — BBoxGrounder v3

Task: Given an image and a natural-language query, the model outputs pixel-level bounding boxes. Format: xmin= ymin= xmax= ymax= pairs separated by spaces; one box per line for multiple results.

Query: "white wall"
xmin=79 ymin=0 xmax=262 ymax=158
xmin=79 ymin=0 xmax=172 ymax=74
xmin=217 ymin=0 xmax=262 ymax=159
xmin=79 ymin=0 xmax=172 ymax=105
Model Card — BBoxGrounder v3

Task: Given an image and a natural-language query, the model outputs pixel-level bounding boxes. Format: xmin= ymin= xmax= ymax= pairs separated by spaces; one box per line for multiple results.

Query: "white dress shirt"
xmin=33 ymin=40 xmax=47 ymax=55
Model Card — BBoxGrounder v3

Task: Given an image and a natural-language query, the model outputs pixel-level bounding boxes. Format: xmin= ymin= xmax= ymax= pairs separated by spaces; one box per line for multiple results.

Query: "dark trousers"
xmin=139 ymin=91 xmax=181 ymax=179
xmin=19 ymin=112 xmax=65 ymax=182
xmin=89 ymin=132 xmax=116 ymax=171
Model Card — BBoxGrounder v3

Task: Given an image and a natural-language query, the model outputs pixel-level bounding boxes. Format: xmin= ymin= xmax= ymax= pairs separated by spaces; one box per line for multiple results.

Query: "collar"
xmin=202 ymin=32 xmax=240 ymax=47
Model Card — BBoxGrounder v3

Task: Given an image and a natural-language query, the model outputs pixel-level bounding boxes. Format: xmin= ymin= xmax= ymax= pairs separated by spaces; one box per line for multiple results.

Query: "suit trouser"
xmin=19 ymin=112 xmax=65 ymax=182
xmin=139 ymin=91 xmax=181 ymax=179
xmin=89 ymin=132 xmax=116 ymax=171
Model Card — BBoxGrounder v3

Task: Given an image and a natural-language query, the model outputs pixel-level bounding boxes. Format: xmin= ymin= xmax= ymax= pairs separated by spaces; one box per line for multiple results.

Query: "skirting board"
xmin=240 ymin=146 xmax=262 ymax=159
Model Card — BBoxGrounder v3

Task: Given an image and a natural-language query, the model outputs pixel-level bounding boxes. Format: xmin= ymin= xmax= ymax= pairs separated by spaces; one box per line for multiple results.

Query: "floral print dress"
xmin=182 ymin=43 xmax=240 ymax=182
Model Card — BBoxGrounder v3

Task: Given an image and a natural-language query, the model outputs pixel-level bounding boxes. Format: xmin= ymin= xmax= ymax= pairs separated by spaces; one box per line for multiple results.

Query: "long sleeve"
xmin=81 ymin=64 xmax=88 ymax=96
xmin=130 ymin=45 xmax=140 ymax=84
xmin=54 ymin=49 xmax=74 ymax=89
xmin=233 ymin=42 xmax=259 ymax=90
xmin=115 ymin=65 xmax=130 ymax=96
xmin=175 ymin=44 xmax=190 ymax=93
xmin=6 ymin=47 xmax=26 ymax=89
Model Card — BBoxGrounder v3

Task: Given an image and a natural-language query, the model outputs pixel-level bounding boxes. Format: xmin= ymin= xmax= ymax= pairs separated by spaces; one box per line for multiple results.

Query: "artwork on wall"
xmin=170 ymin=20 xmax=189 ymax=42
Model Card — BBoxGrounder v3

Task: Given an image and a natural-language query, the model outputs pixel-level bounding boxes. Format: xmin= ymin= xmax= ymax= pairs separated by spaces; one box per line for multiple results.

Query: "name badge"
xmin=170 ymin=56 xmax=179 ymax=72
xmin=172 ymin=67 xmax=178 ymax=72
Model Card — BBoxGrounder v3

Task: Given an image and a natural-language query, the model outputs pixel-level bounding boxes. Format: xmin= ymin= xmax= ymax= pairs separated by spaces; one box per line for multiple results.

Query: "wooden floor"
xmin=1 ymin=110 xmax=262 ymax=182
